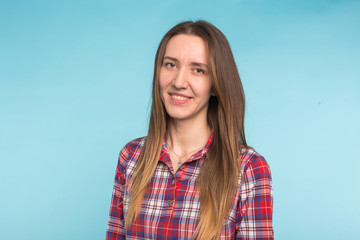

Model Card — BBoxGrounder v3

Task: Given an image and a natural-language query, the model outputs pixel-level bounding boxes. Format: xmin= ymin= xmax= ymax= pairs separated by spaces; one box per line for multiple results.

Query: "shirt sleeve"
xmin=106 ymin=148 xmax=128 ymax=240
xmin=236 ymin=154 xmax=274 ymax=240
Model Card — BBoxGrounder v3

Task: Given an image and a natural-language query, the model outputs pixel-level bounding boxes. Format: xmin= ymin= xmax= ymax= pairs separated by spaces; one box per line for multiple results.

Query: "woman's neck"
xmin=166 ymin=118 xmax=211 ymax=156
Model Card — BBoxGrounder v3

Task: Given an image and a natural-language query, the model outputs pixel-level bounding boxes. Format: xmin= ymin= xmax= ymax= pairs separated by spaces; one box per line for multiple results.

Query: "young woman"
xmin=106 ymin=20 xmax=273 ymax=240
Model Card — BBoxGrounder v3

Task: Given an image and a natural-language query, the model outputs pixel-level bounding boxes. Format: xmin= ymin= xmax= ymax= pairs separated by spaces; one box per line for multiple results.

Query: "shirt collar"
xmin=159 ymin=130 xmax=213 ymax=164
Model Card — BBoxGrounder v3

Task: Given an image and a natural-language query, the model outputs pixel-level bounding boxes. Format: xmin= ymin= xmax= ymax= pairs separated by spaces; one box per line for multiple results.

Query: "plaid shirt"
xmin=106 ymin=133 xmax=273 ymax=239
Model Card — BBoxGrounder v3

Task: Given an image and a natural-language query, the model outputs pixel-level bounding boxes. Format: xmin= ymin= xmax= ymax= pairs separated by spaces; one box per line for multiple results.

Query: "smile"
xmin=169 ymin=93 xmax=191 ymax=104
xmin=172 ymin=95 xmax=190 ymax=101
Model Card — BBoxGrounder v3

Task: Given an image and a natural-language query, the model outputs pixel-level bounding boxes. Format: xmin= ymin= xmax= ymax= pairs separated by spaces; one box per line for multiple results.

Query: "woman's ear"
xmin=211 ymin=88 xmax=216 ymax=96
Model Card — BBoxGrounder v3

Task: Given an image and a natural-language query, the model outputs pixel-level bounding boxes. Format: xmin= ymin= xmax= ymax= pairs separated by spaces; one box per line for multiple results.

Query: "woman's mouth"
xmin=170 ymin=94 xmax=191 ymax=104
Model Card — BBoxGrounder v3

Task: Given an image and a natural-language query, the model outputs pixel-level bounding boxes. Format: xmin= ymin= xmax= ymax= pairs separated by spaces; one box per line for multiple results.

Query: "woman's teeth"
xmin=172 ymin=95 xmax=189 ymax=100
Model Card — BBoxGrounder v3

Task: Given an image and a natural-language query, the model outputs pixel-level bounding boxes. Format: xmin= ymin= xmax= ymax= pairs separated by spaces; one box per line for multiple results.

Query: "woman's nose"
xmin=172 ymin=68 xmax=188 ymax=89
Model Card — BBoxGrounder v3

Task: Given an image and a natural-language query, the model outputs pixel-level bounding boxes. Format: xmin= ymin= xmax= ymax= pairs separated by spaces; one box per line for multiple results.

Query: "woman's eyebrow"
xmin=163 ymin=56 xmax=178 ymax=63
xmin=191 ymin=62 xmax=209 ymax=69
xmin=163 ymin=56 xmax=208 ymax=69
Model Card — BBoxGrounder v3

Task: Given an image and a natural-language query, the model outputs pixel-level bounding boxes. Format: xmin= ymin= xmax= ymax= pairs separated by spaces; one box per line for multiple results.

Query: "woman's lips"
xmin=169 ymin=93 xmax=191 ymax=104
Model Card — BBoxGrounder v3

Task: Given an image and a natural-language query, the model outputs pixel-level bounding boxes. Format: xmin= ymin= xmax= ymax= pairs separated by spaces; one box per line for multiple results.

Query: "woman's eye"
xmin=194 ymin=68 xmax=205 ymax=74
xmin=165 ymin=62 xmax=176 ymax=69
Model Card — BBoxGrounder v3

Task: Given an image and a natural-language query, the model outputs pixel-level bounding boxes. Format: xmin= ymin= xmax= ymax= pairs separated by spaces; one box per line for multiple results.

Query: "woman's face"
xmin=159 ymin=34 xmax=212 ymax=123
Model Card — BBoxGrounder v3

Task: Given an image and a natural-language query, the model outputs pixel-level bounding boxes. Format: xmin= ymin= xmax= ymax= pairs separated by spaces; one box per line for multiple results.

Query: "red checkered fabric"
xmin=106 ymin=133 xmax=273 ymax=239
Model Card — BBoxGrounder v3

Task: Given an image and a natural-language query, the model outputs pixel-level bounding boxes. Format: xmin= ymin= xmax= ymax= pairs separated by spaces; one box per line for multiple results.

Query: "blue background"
xmin=1 ymin=0 xmax=359 ymax=239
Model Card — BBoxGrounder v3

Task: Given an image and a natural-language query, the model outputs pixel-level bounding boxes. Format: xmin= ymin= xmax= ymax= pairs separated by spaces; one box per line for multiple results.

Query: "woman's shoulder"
xmin=118 ymin=136 xmax=146 ymax=163
xmin=122 ymin=136 xmax=146 ymax=150
xmin=239 ymin=146 xmax=271 ymax=177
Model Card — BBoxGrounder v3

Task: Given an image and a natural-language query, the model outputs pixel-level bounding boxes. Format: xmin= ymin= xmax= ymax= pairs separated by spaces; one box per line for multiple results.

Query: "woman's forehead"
xmin=164 ymin=34 xmax=209 ymax=64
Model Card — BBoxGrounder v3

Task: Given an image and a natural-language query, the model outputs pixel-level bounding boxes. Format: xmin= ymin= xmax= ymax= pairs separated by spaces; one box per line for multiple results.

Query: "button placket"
xmin=169 ymin=177 xmax=176 ymax=207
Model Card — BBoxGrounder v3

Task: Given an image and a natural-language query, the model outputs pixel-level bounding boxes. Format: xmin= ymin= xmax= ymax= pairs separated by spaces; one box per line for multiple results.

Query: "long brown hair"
xmin=125 ymin=20 xmax=248 ymax=240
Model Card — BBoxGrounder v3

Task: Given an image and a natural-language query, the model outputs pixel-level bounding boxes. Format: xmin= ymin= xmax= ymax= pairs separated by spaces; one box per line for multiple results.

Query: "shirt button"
xmin=169 ymin=200 xmax=174 ymax=206
xmin=172 ymin=179 xmax=175 ymax=185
